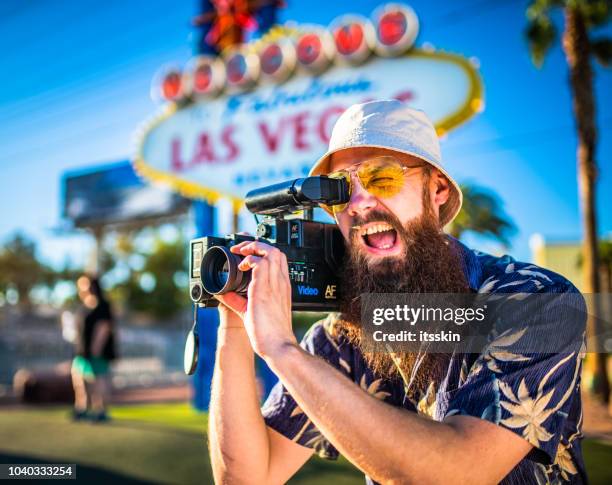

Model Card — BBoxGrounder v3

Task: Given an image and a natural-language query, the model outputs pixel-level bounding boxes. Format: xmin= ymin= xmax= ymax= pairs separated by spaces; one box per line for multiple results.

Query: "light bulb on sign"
xmin=183 ymin=56 xmax=226 ymax=99
xmin=329 ymin=14 xmax=375 ymax=65
xmin=162 ymin=72 xmax=182 ymax=100
xmin=150 ymin=65 xmax=184 ymax=104
xmin=295 ymin=26 xmax=335 ymax=74
xmin=257 ymin=38 xmax=296 ymax=84
xmin=223 ymin=46 xmax=260 ymax=93
xmin=371 ymin=4 xmax=419 ymax=57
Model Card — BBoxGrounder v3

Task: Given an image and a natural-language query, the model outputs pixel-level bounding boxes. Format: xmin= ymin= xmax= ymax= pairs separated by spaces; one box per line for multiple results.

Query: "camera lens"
xmin=217 ymin=261 xmax=230 ymax=287
xmin=190 ymin=283 xmax=203 ymax=302
xmin=201 ymin=246 xmax=250 ymax=295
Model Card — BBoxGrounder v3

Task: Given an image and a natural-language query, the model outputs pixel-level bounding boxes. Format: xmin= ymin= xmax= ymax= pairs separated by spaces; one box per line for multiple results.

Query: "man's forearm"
xmin=208 ymin=326 xmax=271 ymax=483
xmin=264 ymin=343 xmax=520 ymax=484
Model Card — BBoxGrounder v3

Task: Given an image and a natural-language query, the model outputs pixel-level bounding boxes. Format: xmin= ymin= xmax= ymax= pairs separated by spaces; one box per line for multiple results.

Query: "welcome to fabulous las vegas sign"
xmin=134 ymin=3 xmax=484 ymax=210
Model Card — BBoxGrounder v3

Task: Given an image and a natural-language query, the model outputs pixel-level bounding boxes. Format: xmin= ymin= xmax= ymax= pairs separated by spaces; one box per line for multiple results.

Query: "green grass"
xmin=0 ymin=403 xmax=610 ymax=484
xmin=111 ymin=402 xmax=209 ymax=433
xmin=0 ymin=403 xmax=362 ymax=485
xmin=583 ymin=439 xmax=612 ymax=485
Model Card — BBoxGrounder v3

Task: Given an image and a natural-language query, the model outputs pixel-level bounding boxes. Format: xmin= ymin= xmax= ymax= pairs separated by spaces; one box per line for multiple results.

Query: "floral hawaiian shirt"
xmin=262 ymin=238 xmax=587 ymax=484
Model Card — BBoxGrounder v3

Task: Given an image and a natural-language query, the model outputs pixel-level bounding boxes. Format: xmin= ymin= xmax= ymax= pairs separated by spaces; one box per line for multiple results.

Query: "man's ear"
xmin=430 ymin=169 xmax=450 ymax=209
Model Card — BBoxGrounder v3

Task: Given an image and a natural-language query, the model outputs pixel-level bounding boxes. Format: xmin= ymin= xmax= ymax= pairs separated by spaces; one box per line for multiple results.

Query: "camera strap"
xmin=183 ymin=305 xmax=200 ymax=375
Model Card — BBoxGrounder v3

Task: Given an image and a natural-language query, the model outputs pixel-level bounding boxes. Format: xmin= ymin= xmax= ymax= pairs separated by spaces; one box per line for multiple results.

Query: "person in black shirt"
xmin=71 ymin=275 xmax=116 ymax=421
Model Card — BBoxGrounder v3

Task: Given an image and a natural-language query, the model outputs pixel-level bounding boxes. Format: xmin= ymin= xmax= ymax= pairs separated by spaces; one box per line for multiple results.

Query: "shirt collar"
xmin=447 ymin=236 xmax=484 ymax=292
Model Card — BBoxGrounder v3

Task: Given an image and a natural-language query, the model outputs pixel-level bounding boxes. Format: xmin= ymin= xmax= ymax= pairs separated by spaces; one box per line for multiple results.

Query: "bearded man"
xmin=208 ymin=100 xmax=586 ymax=484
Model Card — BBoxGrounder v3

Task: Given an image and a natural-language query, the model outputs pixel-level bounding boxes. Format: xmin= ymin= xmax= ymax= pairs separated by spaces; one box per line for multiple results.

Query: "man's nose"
xmin=347 ymin=174 xmax=377 ymax=217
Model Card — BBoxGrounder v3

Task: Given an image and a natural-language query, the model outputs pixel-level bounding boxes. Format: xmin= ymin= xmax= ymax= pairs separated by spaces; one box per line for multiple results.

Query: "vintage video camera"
xmin=184 ymin=175 xmax=349 ymax=374
xmin=188 ymin=176 xmax=349 ymax=312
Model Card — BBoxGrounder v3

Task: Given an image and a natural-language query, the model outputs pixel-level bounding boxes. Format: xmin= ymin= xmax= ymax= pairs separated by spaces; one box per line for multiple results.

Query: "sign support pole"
xmin=192 ymin=200 xmax=218 ymax=411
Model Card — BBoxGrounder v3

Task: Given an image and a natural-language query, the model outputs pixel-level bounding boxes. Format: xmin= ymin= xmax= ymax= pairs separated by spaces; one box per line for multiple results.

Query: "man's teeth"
xmin=360 ymin=222 xmax=394 ymax=237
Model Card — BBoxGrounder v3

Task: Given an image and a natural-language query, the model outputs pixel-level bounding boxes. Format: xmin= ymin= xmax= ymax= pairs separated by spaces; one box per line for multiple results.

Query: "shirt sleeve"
xmin=443 ymin=279 xmax=586 ymax=465
xmin=261 ymin=315 xmax=350 ymax=460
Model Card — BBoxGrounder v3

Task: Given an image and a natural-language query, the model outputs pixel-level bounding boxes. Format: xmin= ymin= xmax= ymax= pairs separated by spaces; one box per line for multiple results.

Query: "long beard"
xmin=333 ymin=206 xmax=470 ymax=396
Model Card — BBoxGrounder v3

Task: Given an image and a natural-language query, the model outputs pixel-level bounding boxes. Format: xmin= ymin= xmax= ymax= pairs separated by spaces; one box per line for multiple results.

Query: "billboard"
xmin=63 ymin=161 xmax=190 ymax=228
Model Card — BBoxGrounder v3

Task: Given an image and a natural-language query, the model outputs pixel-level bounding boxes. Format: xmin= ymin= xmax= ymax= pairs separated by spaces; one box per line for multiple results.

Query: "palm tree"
xmin=0 ymin=232 xmax=52 ymax=313
xmin=525 ymin=0 xmax=611 ymax=403
xmin=599 ymin=239 xmax=612 ymax=293
xmin=448 ymin=183 xmax=516 ymax=247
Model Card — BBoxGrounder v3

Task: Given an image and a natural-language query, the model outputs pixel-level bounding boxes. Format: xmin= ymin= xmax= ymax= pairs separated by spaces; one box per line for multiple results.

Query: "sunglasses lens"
xmin=357 ymin=157 xmax=406 ymax=199
xmin=322 ymin=171 xmax=351 ymax=214
xmin=319 ymin=156 xmax=417 ymax=216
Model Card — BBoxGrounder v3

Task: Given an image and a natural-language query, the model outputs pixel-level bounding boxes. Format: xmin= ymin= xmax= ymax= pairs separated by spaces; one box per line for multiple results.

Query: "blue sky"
xmin=0 ymin=0 xmax=610 ymax=268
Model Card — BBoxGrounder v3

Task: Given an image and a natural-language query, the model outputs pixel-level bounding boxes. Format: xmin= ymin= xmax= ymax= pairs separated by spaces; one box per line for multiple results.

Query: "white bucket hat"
xmin=309 ymin=99 xmax=462 ymax=227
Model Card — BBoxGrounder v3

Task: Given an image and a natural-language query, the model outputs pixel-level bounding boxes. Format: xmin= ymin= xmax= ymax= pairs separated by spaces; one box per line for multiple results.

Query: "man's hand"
xmin=215 ymin=293 xmax=246 ymax=329
xmin=215 ymin=241 xmax=297 ymax=359
xmin=209 ymin=241 xmax=313 ymax=485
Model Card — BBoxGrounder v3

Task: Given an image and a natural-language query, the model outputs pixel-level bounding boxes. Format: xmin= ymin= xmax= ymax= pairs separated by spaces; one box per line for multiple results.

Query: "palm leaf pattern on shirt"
xmin=499 ymin=352 xmax=581 ymax=449
xmin=359 ymin=375 xmax=391 ymax=401
xmin=290 ymin=404 xmax=304 ymax=418
xmin=302 ymin=428 xmax=335 ymax=459
xmin=416 ymin=381 xmax=438 ymax=418
xmin=533 ymin=463 xmax=552 ymax=485
xmin=499 ymin=378 xmax=556 ymax=446
xmin=338 ymin=357 xmax=352 ymax=375
xmin=481 ymin=327 xmax=531 ymax=373
xmin=480 ymin=375 xmax=502 ymax=423
xmin=469 ymin=327 xmax=530 ymax=377
xmin=554 ymin=440 xmax=578 ymax=480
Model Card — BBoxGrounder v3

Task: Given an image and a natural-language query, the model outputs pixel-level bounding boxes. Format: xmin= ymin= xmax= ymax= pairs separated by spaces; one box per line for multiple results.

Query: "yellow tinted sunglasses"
xmin=321 ymin=156 xmax=425 ymax=215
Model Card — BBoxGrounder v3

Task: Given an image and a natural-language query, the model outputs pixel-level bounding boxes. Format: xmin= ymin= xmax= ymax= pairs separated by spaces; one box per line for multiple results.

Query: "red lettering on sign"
xmin=292 ymin=112 xmax=310 ymax=151
xmin=258 ymin=120 xmax=284 ymax=153
xmin=394 ymin=90 xmax=414 ymax=103
xmin=191 ymin=133 xmax=216 ymax=165
xmin=170 ymin=128 xmax=240 ymax=171
xmin=221 ymin=125 xmax=239 ymax=162
xmin=171 ymin=138 xmax=186 ymax=171
xmin=317 ymin=106 xmax=345 ymax=144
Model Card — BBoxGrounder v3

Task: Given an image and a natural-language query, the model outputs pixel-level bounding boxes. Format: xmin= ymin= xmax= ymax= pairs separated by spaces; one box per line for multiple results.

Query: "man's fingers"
xmin=229 ymin=241 xmax=251 ymax=253
xmin=278 ymin=250 xmax=289 ymax=277
xmin=232 ymin=241 xmax=277 ymax=257
xmin=231 ymin=242 xmax=290 ymax=304
xmin=238 ymin=255 xmax=264 ymax=271
xmin=215 ymin=292 xmax=247 ymax=316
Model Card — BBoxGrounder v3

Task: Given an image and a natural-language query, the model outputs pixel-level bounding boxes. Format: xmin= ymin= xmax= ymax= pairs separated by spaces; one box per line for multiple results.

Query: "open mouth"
xmin=358 ymin=222 xmax=399 ymax=252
